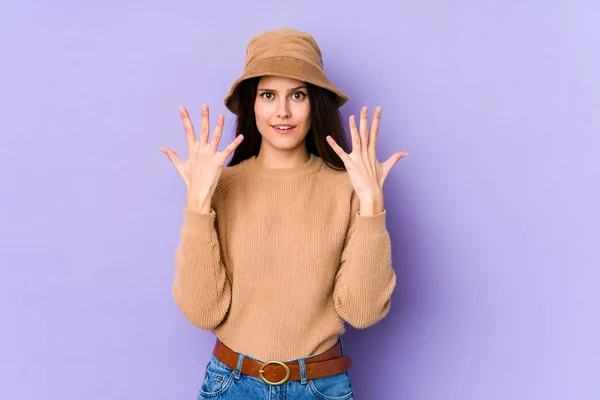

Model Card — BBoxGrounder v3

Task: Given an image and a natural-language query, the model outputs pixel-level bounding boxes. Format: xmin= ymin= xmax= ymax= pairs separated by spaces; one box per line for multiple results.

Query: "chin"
xmin=265 ymin=137 xmax=306 ymax=151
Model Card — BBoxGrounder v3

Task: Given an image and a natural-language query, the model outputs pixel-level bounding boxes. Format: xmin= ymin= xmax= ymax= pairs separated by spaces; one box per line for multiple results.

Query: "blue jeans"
xmin=197 ymin=338 xmax=355 ymax=399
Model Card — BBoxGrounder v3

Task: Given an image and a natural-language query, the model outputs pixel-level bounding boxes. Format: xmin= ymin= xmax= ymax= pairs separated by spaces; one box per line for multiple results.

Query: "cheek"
xmin=299 ymin=104 xmax=311 ymax=127
xmin=254 ymin=104 xmax=275 ymax=136
xmin=289 ymin=101 xmax=310 ymax=122
xmin=254 ymin=105 xmax=268 ymax=126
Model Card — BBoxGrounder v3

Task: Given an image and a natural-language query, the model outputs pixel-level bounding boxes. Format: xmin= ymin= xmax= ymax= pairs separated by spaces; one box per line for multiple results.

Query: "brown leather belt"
xmin=212 ymin=339 xmax=352 ymax=386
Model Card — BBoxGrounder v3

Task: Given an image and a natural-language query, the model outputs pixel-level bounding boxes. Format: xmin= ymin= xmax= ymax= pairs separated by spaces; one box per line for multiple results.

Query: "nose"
xmin=276 ymin=97 xmax=291 ymax=118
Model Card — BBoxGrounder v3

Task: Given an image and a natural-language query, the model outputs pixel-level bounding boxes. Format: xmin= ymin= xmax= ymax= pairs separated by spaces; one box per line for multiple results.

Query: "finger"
xmin=219 ymin=134 xmax=244 ymax=161
xmin=200 ymin=104 xmax=210 ymax=146
xmin=160 ymin=147 xmax=185 ymax=177
xmin=326 ymin=135 xmax=352 ymax=165
xmin=179 ymin=106 xmax=196 ymax=157
xmin=359 ymin=106 xmax=369 ymax=152
xmin=210 ymin=114 xmax=225 ymax=152
xmin=381 ymin=151 xmax=408 ymax=176
xmin=368 ymin=106 xmax=382 ymax=161
xmin=349 ymin=115 xmax=361 ymax=153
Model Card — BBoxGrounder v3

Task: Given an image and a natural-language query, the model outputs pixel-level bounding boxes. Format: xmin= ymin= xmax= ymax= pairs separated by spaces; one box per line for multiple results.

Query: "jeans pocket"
xmin=308 ymin=372 xmax=355 ymax=400
xmin=198 ymin=356 xmax=235 ymax=399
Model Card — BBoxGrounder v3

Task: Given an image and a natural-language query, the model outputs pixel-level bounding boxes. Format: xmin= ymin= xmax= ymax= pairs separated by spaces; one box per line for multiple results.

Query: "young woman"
xmin=160 ymin=28 xmax=408 ymax=400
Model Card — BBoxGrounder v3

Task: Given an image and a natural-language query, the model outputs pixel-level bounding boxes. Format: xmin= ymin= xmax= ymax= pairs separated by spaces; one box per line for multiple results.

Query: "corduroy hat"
xmin=224 ymin=28 xmax=349 ymax=115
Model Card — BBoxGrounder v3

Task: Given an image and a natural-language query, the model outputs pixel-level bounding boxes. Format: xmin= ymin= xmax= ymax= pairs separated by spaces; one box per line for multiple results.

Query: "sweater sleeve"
xmin=333 ymin=193 xmax=396 ymax=329
xmin=172 ymin=206 xmax=232 ymax=330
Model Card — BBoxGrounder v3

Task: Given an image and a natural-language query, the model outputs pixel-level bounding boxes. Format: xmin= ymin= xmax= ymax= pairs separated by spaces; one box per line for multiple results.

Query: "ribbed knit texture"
xmin=172 ymin=153 xmax=396 ymax=361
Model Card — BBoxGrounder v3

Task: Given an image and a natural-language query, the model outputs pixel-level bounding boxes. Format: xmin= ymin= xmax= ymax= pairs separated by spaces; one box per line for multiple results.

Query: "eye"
xmin=292 ymin=92 xmax=306 ymax=100
xmin=260 ymin=92 xmax=274 ymax=100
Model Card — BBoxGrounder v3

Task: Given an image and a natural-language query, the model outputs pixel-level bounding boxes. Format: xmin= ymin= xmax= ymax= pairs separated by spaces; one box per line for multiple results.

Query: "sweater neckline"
xmin=242 ymin=153 xmax=324 ymax=178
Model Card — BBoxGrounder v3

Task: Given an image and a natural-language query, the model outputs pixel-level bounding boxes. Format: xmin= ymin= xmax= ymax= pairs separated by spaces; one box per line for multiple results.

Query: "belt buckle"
xmin=259 ymin=360 xmax=291 ymax=385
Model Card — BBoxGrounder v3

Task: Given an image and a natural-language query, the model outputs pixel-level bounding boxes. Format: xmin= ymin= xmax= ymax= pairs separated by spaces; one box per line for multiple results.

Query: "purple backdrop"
xmin=1 ymin=1 xmax=599 ymax=399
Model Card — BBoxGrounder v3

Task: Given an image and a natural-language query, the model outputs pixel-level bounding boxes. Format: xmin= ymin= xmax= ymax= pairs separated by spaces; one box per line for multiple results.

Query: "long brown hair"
xmin=226 ymin=77 xmax=351 ymax=171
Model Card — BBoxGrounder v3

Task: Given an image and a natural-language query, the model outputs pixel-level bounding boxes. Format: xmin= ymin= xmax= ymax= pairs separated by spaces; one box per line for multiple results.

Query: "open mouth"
xmin=272 ymin=125 xmax=296 ymax=134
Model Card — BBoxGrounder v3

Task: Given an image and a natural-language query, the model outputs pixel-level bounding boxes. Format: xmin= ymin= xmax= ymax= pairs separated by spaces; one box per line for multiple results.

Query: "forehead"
xmin=257 ymin=76 xmax=306 ymax=89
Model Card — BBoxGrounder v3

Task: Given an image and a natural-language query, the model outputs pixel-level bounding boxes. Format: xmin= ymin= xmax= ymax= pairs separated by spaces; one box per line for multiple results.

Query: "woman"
xmin=160 ymin=28 xmax=408 ymax=400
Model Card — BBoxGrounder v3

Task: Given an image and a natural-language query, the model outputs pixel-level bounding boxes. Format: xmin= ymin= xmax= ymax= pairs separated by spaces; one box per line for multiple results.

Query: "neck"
xmin=243 ymin=152 xmax=322 ymax=179
xmin=255 ymin=147 xmax=311 ymax=169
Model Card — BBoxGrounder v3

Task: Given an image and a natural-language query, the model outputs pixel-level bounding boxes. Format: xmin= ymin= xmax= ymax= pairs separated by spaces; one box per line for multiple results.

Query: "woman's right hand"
xmin=160 ymin=105 xmax=244 ymax=213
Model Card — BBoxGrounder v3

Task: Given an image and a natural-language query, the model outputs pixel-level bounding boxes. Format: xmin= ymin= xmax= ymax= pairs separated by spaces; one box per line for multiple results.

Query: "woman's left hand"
xmin=326 ymin=106 xmax=408 ymax=215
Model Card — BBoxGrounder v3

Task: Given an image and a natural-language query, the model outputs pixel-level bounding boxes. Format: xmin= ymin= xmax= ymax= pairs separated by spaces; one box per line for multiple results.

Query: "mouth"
xmin=271 ymin=125 xmax=296 ymax=134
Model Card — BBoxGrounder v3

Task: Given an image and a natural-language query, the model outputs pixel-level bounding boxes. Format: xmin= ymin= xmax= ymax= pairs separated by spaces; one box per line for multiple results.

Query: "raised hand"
xmin=326 ymin=106 xmax=408 ymax=215
xmin=160 ymin=105 xmax=244 ymax=213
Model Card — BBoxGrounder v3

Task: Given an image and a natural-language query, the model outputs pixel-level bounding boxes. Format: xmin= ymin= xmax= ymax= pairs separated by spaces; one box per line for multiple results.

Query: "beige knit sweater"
xmin=172 ymin=153 xmax=396 ymax=361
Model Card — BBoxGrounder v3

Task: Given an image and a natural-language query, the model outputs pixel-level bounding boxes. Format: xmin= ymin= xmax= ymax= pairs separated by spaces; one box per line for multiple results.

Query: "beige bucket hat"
xmin=224 ymin=28 xmax=349 ymax=115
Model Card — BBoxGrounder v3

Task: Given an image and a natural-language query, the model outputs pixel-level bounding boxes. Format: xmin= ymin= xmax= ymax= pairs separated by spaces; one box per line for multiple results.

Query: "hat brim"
xmin=224 ymin=56 xmax=349 ymax=115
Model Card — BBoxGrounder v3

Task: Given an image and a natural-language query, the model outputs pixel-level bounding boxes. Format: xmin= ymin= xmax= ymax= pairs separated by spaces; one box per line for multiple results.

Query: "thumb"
xmin=160 ymin=147 xmax=185 ymax=178
xmin=381 ymin=152 xmax=408 ymax=176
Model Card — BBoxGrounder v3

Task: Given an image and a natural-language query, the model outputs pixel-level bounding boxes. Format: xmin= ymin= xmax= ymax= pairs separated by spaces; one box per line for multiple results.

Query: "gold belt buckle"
xmin=259 ymin=360 xmax=291 ymax=385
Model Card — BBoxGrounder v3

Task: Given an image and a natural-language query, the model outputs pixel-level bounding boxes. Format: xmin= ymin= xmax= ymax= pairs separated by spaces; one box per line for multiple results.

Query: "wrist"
xmin=358 ymin=194 xmax=384 ymax=216
xmin=186 ymin=193 xmax=212 ymax=214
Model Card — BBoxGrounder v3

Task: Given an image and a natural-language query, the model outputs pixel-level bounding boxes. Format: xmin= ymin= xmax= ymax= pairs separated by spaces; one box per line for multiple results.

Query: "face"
xmin=254 ymin=76 xmax=311 ymax=154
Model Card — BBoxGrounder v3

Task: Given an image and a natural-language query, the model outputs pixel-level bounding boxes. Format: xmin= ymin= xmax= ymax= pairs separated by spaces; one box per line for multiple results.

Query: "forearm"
xmin=333 ymin=211 xmax=396 ymax=328
xmin=172 ymin=207 xmax=232 ymax=330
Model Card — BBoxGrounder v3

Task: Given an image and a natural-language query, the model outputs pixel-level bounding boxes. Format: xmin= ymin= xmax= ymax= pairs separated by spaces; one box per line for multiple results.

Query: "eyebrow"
xmin=256 ymin=85 xmax=307 ymax=92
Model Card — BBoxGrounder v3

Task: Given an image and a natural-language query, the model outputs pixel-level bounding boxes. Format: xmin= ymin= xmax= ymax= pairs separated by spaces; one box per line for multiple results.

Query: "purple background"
xmin=1 ymin=1 xmax=599 ymax=399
